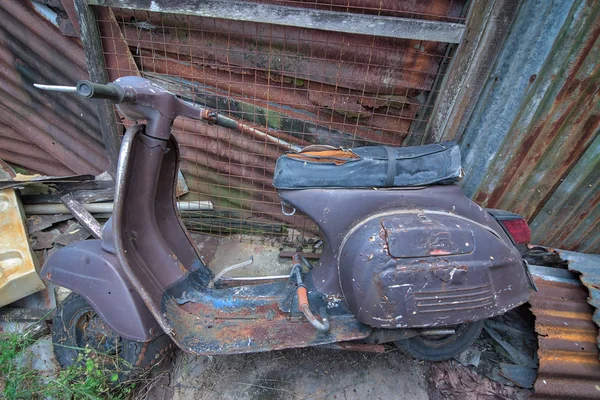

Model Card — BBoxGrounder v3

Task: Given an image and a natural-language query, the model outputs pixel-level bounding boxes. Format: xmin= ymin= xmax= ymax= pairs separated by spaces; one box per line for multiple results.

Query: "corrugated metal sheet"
xmin=108 ymin=6 xmax=457 ymax=144
xmin=457 ymin=0 xmax=599 ymax=253
xmin=91 ymin=0 xmax=466 ymax=235
xmin=2 ymin=1 xmax=597 ymax=249
xmin=529 ymin=270 xmax=600 ymax=399
xmin=0 ymin=0 xmax=107 ymax=176
xmin=530 ymin=134 xmax=600 ymax=252
xmin=537 ymin=248 xmax=600 ymax=345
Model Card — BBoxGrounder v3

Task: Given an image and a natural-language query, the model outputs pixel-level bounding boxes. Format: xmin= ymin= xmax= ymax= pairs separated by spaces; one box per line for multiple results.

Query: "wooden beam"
xmin=74 ymin=0 xmax=121 ymax=178
xmin=86 ymin=0 xmax=465 ymax=43
xmin=424 ymin=0 xmax=522 ymax=143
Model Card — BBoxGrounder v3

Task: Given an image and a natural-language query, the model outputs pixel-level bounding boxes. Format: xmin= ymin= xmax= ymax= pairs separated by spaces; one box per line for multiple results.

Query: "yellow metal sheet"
xmin=0 ymin=188 xmax=44 ymax=307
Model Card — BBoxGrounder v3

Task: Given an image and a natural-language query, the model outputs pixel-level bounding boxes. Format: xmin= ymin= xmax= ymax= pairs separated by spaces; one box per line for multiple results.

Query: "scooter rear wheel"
xmin=52 ymin=292 xmax=174 ymax=382
xmin=394 ymin=320 xmax=484 ymax=361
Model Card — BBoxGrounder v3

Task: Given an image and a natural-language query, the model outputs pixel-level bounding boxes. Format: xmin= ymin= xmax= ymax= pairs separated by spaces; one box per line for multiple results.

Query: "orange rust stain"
xmin=534 ymin=309 xmax=593 ymax=321
xmin=429 ymin=249 xmax=452 ymax=255
xmin=536 ymin=328 xmax=597 ymax=343
xmin=537 ymin=351 xmax=599 ymax=365
xmin=287 ymin=149 xmax=359 ymax=165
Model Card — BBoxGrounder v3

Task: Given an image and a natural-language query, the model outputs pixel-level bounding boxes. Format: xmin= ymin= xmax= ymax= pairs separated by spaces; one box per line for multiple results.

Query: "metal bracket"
xmin=209 ymin=256 xmax=254 ymax=288
xmin=281 ymin=202 xmax=296 ymax=216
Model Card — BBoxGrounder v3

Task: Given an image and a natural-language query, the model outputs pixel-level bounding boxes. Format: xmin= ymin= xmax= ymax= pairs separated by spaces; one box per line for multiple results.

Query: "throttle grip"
xmin=76 ymin=80 xmax=125 ymax=102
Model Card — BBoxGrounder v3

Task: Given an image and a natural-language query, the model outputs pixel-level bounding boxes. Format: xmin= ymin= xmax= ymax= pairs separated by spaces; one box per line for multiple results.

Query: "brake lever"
xmin=34 ymin=81 xmax=127 ymax=103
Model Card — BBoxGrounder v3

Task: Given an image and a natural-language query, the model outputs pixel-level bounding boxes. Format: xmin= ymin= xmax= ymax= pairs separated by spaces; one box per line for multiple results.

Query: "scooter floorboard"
xmin=163 ymin=278 xmax=372 ymax=355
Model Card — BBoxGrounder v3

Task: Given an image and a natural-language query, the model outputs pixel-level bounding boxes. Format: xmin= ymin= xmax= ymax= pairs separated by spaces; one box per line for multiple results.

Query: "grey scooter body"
xmin=41 ymin=77 xmax=530 ymax=354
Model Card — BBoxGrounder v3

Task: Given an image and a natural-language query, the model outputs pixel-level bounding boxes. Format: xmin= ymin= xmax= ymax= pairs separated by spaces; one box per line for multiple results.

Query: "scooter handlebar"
xmin=76 ymin=80 xmax=125 ymax=102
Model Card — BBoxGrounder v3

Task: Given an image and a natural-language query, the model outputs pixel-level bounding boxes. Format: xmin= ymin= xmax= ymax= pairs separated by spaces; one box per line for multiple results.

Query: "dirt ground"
xmin=170 ymin=347 xmax=429 ymax=400
xmin=158 ymin=234 xmax=429 ymax=399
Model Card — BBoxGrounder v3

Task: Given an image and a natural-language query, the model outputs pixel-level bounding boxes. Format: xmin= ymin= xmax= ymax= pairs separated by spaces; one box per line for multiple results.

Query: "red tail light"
xmin=499 ymin=218 xmax=531 ymax=244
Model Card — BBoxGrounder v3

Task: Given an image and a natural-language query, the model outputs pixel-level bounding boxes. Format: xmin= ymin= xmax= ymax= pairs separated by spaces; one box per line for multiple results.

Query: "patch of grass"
xmin=0 ymin=329 xmax=138 ymax=400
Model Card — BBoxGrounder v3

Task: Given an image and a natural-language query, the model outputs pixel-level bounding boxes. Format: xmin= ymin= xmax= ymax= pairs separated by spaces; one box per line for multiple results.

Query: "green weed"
xmin=0 ymin=330 xmax=138 ymax=400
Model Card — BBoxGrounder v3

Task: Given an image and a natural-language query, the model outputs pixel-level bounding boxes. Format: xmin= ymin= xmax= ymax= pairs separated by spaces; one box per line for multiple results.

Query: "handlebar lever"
xmin=33 ymin=84 xmax=77 ymax=93
xmin=34 ymin=81 xmax=126 ymax=103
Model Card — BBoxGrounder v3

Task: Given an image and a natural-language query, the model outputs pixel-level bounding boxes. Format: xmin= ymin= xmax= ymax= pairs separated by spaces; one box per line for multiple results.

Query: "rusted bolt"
xmin=149 ymin=328 xmax=156 ymax=335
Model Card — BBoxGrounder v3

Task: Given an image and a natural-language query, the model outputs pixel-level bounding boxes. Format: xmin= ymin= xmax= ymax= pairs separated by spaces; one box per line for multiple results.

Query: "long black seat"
xmin=273 ymin=141 xmax=462 ymax=189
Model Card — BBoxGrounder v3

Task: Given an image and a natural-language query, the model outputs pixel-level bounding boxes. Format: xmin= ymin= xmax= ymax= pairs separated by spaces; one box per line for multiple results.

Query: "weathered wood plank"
xmin=87 ymin=0 xmax=465 ymax=43
xmin=424 ymin=0 xmax=522 ymax=143
xmin=74 ymin=0 xmax=121 ymax=178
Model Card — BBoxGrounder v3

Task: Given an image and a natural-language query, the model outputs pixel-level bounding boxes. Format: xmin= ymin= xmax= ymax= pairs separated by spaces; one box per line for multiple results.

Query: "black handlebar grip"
xmin=76 ymin=80 xmax=125 ymax=102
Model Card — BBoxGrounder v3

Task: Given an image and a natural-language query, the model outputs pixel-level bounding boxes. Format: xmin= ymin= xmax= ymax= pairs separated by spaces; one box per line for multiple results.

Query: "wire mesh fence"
xmin=96 ymin=0 xmax=466 ymax=243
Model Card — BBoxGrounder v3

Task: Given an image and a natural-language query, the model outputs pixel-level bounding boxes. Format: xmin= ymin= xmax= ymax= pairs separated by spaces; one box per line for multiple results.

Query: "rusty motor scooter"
xmin=36 ymin=77 xmax=533 ymax=376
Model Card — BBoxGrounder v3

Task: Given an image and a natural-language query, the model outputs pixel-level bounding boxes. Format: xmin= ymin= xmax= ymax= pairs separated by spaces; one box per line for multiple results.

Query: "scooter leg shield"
xmin=41 ymin=239 xmax=161 ymax=341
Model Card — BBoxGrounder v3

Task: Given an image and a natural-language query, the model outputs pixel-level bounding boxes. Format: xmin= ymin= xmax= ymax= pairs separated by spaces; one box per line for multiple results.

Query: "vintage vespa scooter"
xmin=36 ymin=77 xmax=532 ymax=376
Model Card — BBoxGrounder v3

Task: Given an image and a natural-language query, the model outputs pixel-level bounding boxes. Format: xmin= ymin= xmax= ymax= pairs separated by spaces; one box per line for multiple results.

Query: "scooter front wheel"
xmin=52 ymin=292 xmax=174 ymax=382
xmin=394 ymin=320 xmax=484 ymax=361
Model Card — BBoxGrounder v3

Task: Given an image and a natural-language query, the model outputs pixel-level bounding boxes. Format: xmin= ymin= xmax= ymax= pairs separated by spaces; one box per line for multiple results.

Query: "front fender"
xmin=41 ymin=240 xmax=161 ymax=341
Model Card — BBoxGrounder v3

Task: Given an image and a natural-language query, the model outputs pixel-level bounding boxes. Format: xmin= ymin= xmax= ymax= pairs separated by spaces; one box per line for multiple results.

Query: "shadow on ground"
xmin=171 ymin=347 xmax=429 ymax=399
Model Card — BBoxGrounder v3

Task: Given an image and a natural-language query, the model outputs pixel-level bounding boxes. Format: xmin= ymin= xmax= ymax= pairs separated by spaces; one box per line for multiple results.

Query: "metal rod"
xmin=33 ymin=84 xmax=77 ymax=93
xmin=419 ymin=329 xmax=456 ymax=336
xmin=61 ymin=193 xmax=104 ymax=239
xmin=220 ymin=274 xmax=290 ymax=281
xmin=24 ymin=200 xmax=213 ymax=214
xmin=209 ymin=257 xmax=254 ymax=287
xmin=86 ymin=0 xmax=465 ymax=43
xmin=318 ymin=342 xmax=386 ymax=353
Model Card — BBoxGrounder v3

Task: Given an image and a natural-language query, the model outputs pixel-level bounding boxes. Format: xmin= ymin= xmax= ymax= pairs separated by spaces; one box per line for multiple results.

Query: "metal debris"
xmin=26 ymin=214 xmax=72 ymax=234
xmin=529 ymin=246 xmax=600 ymax=350
xmin=53 ymin=221 xmax=92 ymax=246
xmin=0 ymin=187 xmax=46 ymax=307
xmin=557 ymin=249 xmax=600 ymax=346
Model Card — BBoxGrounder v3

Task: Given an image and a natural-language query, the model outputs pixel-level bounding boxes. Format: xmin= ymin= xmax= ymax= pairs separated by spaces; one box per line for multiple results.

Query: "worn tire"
xmin=395 ymin=320 xmax=484 ymax=361
xmin=52 ymin=292 xmax=174 ymax=381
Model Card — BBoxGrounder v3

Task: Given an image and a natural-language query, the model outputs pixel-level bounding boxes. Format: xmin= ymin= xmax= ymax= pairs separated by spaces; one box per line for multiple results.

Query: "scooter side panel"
xmin=279 ymin=185 xmax=520 ymax=296
xmin=338 ymin=212 xmax=529 ymax=327
xmin=41 ymin=240 xmax=161 ymax=341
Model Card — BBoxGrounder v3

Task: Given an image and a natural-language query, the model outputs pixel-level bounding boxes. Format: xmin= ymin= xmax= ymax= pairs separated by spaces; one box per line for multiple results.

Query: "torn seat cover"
xmin=273 ymin=141 xmax=461 ymax=189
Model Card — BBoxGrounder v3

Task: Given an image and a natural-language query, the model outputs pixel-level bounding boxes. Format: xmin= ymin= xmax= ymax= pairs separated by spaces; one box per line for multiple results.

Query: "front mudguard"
xmin=41 ymin=240 xmax=161 ymax=341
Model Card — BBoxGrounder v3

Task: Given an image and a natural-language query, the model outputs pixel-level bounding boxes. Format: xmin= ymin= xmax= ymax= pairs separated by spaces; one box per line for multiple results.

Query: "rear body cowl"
xmin=280 ymin=184 xmax=530 ymax=329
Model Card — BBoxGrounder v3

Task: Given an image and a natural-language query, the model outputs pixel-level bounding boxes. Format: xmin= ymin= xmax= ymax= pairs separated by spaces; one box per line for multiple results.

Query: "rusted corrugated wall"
xmin=530 ymin=272 xmax=600 ymax=399
xmin=2 ymin=1 xmax=598 ymax=252
xmin=456 ymin=0 xmax=599 ymax=253
xmin=0 ymin=0 xmax=107 ymax=175
xmin=93 ymin=0 xmax=466 ymax=236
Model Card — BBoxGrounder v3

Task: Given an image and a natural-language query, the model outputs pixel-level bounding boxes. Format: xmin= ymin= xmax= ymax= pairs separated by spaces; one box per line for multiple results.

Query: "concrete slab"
xmin=193 ymin=234 xmax=292 ymax=277
xmin=171 ymin=347 xmax=429 ymax=400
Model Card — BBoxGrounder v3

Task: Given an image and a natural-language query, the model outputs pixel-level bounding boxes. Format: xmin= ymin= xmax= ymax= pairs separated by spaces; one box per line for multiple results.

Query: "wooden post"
xmin=73 ymin=0 xmax=121 ymax=179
